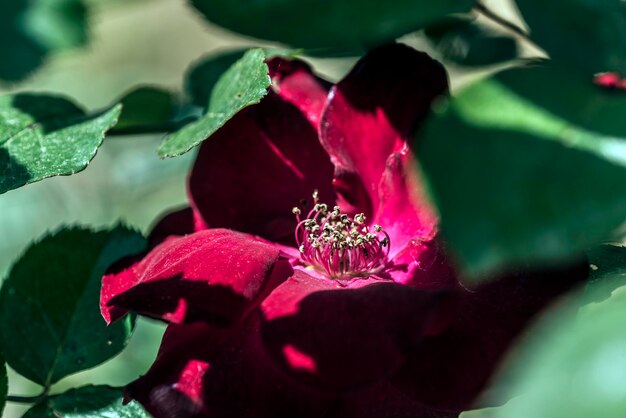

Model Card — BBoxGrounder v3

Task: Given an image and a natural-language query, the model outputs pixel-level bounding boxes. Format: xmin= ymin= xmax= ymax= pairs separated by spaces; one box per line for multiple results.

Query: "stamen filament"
xmin=294 ymin=192 xmax=391 ymax=280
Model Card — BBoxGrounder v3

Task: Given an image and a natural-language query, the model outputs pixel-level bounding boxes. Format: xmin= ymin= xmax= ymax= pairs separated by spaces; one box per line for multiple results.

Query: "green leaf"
xmin=159 ymin=48 xmax=271 ymax=158
xmin=0 ymin=94 xmax=120 ymax=194
xmin=186 ymin=49 xmax=247 ymax=108
xmin=0 ymin=0 xmax=88 ymax=81
xmin=460 ymin=398 xmax=526 ymax=418
xmin=0 ymin=354 xmax=6 ymax=416
xmin=111 ymin=87 xmax=178 ymax=135
xmin=23 ymin=385 xmax=150 ymax=417
xmin=517 ymin=0 xmax=626 ymax=73
xmin=426 ymin=17 xmax=518 ymax=67
xmin=467 ymin=282 xmax=626 ymax=418
xmin=191 ymin=0 xmax=473 ymax=49
xmin=0 ymin=226 xmax=146 ymax=386
xmin=584 ymin=245 xmax=626 ymax=304
xmin=417 ymin=65 xmax=626 ymax=278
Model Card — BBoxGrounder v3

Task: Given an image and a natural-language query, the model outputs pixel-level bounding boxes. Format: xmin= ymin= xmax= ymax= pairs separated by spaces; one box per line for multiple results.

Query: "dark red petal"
xmin=188 ymin=90 xmax=336 ymax=245
xmin=386 ymin=238 xmax=458 ymax=290
xmin=128 ymin=320 xmax=333 ymax=418
xmin=267 ymin=57 xmax=332 ymax=129
xmin=148 ymin=206 xmax=195 ymax=247
xmin=319 ymin=44 xmax=447 ymax=252
xmin=259 ymin=270 xmax=454 ymax=393
xmin=100 ymin=229 xmax=291 ymax=325
xmin=326 ymin=383 xmax=458 ymax=418
xmin=393 ymin=260 xmax=589 ymax=411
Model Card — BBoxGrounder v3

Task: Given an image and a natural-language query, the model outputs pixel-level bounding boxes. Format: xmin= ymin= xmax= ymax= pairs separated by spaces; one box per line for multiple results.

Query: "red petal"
xmin=259 ymin=270 xmax=454 ymax=393
xmin=326 ymin=382 xmax=457 ymax=418
xmin=148 ymin=206 xmax=195 ymax=247
xmin=593 ymin=71 xmax=620 ymax=89
xmin=319 ymin=44 xmax=447 ymax=253
xmin=393 ymin=260 xmax=589 ymax=410
xmin=128 ymin=320 xmax=455 ymax=418
xmin=100 ymin=229 xmax=291 ymax=325
xmin=128 ymin=320 xmax=333 ymax=418
xmin=267 ymin=57 xmax=332 ymax=129
xmin=188 ymin=91 xmax=336 ymax=246
xmin=386 ymin=238 xmax=458 ymax=289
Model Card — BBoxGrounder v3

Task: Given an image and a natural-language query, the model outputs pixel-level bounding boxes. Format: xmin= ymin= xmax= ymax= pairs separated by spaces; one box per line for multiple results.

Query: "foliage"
xmin=0 ymin=0 xmax=624 ymax=416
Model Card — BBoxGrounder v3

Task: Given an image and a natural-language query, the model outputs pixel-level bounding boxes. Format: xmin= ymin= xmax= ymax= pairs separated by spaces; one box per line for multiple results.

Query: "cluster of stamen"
xmin=293 ymin=191 xmax=390 ymax=279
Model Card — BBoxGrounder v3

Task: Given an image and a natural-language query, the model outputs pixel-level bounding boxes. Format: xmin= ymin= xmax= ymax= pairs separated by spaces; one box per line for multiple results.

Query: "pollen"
xmin=293 ymin=192 xmax=390 ymax=279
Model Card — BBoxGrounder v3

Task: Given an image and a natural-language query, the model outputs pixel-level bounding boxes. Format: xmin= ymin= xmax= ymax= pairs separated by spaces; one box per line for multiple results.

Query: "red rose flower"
xmin=101 ymin=44 xmax=587 ymax=418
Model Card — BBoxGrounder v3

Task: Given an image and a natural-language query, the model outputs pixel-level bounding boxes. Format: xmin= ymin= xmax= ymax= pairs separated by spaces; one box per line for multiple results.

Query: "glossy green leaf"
xmin=159 ymin=48 xmax=271 ymax=157
xmin=190 ymin=0 xmax=473 ymax=49
xmin=0 ymin=226 xmax=146 ymax=386
xmin=111 ymin=87 xmax=178 ymax=135
xmin=517 ymin=0 xmax=626 ymax=73
xmin=0 ymin=0 xmax=88 ymax=81
xmin=0 ymin=94 xmax=121 ymax=194
xmin=426 ymin=17 xmax=518 ymax=67
xmin=23 ymin=385 xmax=149 ymax=418
xmin=466 ymin=281 xmax=626 ymax=418
xmin=418 ymin=65 xmax=626 ymax=278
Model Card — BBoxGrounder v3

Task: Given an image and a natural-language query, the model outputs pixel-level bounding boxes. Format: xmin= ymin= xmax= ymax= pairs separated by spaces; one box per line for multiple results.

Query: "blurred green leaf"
xmin=418 ymin=65 xmax=626 ymax=278
xmin=426 ymin=17 xmax=518 ymax=67
xmin=0 ymin=354 xmax=6 ymax=416
xmin=584 ymin=245 xmax=626 ymax=304
xmin=460 ymin=397 xmax=526 ymax=418
xmin=159 ymin=48 xmax=271 ymax=157
xmin=190 ymin=0 xmax=473 ymax=49
xmin=111 ymin=87 xmax=178 ymax=135
xmin=517 ymin=0 xmax=626 ymax=73
xmin=186 ymin=49 xmax=247 ymax=108
xmin=0 ymin=0 xmax=88 ymax=82
xmin=23 ymin=385 xmax=149 ymax=417
xmin=0 ymin=95 xmax=120 ymax=194
xmin=0 ymin=226 xmax=146 ymax=386
xmin=465 ymin=280 xmax=626 ymax=418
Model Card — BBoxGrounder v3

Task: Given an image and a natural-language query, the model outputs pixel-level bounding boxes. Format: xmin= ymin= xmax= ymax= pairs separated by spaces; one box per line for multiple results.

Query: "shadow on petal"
xmin=260 ymin=271 xmax=456 ymax=393
xmin=393 ymin=259 xmax=589 ymax=411
xmin=101 ymin=229 xmax=292 ymax=325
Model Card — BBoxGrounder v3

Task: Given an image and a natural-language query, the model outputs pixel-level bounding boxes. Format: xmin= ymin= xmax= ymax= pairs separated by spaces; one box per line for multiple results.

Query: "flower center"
xmin=292 ymin=191 xmax=390 ymax=279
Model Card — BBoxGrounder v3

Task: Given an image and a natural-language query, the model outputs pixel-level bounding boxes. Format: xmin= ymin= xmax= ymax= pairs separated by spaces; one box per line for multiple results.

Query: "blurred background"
xmin=1 ymin=0 xmax=233 ymax=415
xmin=0 ymin=0 xmax=524 ymax=416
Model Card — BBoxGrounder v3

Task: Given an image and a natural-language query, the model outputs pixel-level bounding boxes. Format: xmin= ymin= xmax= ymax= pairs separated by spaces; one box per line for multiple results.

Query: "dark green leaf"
xmin=111 ymin=87 xmax=178 ymax=135
xmin=426 ymin=17 xmax=518 ymax=67
xmin=186 ymin=49 xmax=247 ymax=108
xmin=0 ymin=226 xmax=146 ymax=386
xmin=0 ymin=354 xmax=6 ymax=416
xmin=466 ymin=282 xmax=626 ymax=418
xmin=497 ymin=64 xmax=626 ymax=138
xmin=0 ymin=0 xmax=88 ymax=81
xmin=517 ymin=0 xmax=626 ymax=73
xmin=23 ymin=385 xmax=149 ymax=418
xmin=461 ymin=398 xmax=526 ymax=418
xmin=584 ymin=245 xmax=626 ymax=304
xmin=159 ymin=48 xmax=271 ymax=157
xmin=0 ymin=94 xmax=120 ymax=194
xmin=417 ymin=65 xmax=626 ymax=278
xmin=190 ymin=0 xmax=473 ymax=49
